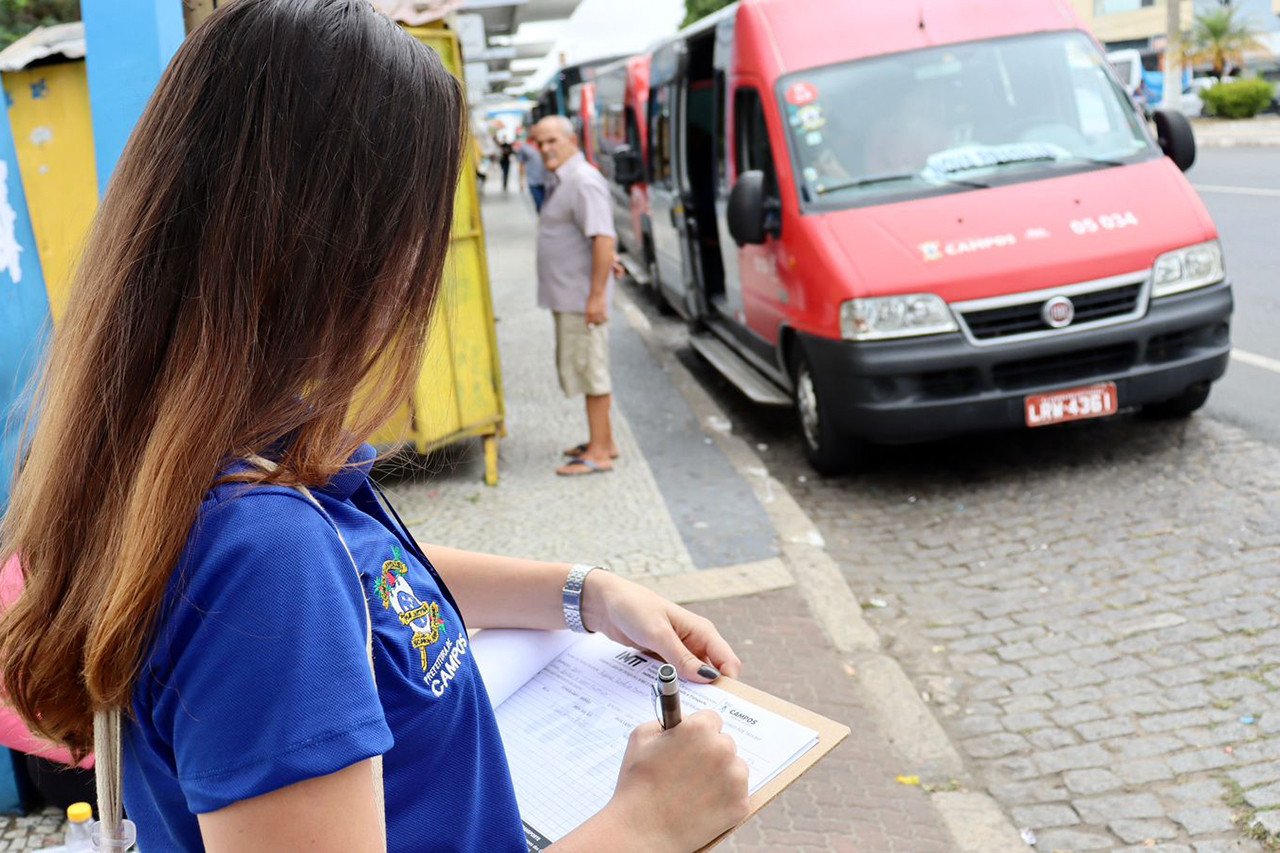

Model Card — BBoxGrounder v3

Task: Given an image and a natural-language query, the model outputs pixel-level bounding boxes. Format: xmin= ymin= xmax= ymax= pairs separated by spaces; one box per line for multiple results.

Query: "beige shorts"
xmin=554 ymin=311 xmax=611 ymax=397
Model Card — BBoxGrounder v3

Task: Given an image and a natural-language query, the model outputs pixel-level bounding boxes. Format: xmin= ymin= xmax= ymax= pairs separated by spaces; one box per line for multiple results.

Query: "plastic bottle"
xmin=39 ymin=802 xmax=95 ymax=853
xmin=64 ymin=802 xmax=94 ymax=851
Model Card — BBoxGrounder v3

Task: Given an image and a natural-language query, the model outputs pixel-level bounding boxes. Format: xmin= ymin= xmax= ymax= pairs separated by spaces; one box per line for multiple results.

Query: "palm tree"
xmin=1186 ymin=4 xmax=1271 ymax=78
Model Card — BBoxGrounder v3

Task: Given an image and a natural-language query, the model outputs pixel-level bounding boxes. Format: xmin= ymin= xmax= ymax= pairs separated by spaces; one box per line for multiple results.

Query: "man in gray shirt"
xmin=533 ymin=115 xmax=619 ymax=476
xmin=517 ymin=131 xmax=549 ymax=212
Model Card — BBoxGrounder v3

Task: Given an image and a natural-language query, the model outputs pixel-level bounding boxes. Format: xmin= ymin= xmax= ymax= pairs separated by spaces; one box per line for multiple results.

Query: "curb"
xmin=1196 ymin=136 xmax=1280 ymax=148
xmin=617 ymin=289 xmax=1029 ymax=853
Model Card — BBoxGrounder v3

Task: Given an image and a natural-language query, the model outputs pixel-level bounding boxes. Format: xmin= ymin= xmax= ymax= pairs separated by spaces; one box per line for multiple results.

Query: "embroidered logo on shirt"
xmin=375 ymin=545 xmax=466 ymax=694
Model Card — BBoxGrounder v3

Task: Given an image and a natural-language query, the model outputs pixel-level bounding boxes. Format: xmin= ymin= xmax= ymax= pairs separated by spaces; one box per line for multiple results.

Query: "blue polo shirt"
xmin=123 ymin=445 xmax=526 ymax=852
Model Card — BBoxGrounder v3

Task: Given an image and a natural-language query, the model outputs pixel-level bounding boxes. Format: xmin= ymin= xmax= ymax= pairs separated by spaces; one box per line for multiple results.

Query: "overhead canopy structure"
xmin=465 ymin=0 xmax=580 ymax=37
xmin=456 ymin=0 xmax=585 ymax=97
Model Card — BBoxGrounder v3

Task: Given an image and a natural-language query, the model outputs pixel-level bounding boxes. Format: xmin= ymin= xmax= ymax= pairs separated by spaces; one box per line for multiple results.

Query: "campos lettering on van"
xmin=945 ymin=234 xmax=1017 ymax=256
xmin=921 ymin=233 xmax=1018 ymax=261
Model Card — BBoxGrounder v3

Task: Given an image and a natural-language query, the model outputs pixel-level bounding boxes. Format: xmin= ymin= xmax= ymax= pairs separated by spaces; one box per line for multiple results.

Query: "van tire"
xmin=791 ymin=347 xmax=857 ymax=475
xmin=1139 ymin=381 xmax=1211 ymax=419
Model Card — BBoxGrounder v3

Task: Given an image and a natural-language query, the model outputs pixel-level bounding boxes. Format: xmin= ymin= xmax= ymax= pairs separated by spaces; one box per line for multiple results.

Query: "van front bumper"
xmin=799 ymin=282 xmax=1233 ymax=443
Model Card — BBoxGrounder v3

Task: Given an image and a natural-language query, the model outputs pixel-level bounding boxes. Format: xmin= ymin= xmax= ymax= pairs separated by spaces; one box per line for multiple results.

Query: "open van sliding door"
xmin=711 ymin=16 xmax=743 ymax=325
xmin=646 ymin=41 xmax=696 ymax=317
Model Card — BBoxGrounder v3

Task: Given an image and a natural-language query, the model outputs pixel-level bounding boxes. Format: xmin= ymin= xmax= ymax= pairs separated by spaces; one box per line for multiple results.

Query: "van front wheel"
xmin=792 ymin=351 xmax=858 ymax=475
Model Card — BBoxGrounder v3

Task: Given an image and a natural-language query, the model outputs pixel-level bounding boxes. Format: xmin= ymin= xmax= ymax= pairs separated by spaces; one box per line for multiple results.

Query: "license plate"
xmin=1025 ymin=382 xmax=1118 ymax=428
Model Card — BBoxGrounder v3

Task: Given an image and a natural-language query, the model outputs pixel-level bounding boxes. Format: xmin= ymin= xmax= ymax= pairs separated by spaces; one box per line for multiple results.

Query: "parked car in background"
xmin=626 ymin=0 xmax=1230 ymax=474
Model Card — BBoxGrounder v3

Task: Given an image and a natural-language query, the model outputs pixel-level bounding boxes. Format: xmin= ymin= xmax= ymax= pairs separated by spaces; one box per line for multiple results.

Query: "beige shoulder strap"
xmin=92 ymin=462 xmax=387 ymax=850
xmin=293 ymin=481 xmax=388 ymax=842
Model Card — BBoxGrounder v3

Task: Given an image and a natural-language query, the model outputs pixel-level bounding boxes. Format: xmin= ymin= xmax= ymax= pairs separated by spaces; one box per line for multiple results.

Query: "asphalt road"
xmin=1187 ymin=148 xmax=1280 ymax=445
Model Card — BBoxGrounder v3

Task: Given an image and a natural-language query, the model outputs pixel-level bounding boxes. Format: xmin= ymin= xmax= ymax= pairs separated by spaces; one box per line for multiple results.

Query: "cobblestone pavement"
xmin=692 ymin=585 xmax=953 ymax=853
xmin=648 ymin=294 xmax=1280 ymax=852
xmin=0 ymin=808 xmax=66 ymax=850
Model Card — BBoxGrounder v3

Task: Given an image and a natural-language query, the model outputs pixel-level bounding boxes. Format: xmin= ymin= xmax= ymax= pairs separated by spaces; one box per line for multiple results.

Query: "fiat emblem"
xmin=1042 ymin=296 xmax=1074 ymax=329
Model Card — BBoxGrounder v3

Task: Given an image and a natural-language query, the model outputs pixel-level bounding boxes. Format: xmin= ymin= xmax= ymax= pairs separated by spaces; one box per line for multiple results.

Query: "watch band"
xmin=563 ymin=564 xmax=604 ymax=633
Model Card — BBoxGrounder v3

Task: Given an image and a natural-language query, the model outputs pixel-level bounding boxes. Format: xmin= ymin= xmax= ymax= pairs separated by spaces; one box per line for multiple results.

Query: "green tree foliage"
xmin=681 ymin=0 xmax=733 ymax=29
xmin=0 ymin=0 xmax=81 ymax=52
xmin=1200 ymin=77 xmax=1276 ymax=119
xmin=1186 ymin=5 xmax=1270 ymax=78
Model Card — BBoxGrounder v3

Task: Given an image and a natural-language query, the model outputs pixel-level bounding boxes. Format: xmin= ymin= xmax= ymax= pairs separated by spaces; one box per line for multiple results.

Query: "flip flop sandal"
xmin=556 ymin=458 xmax=612 ymax=477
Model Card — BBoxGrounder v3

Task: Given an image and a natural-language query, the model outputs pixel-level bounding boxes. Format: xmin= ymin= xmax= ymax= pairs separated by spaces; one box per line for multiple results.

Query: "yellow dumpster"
xmin=370 ymin=24 xmax=506 ymax=486
xmin=0 ymin=18 xmax=506 ymax=485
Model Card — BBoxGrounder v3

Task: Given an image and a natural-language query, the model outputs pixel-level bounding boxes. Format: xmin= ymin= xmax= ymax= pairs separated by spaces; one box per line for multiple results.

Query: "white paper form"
xmin=490 ymin=632 xmax=819 ymax=847
xmin=470 ymin=629 xmax=583 ymax=706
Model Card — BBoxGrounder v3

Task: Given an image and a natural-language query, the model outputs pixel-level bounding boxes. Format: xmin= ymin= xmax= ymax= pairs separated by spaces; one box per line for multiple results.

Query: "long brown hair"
xmin=0 ymin=0 xmax=465 ymax=758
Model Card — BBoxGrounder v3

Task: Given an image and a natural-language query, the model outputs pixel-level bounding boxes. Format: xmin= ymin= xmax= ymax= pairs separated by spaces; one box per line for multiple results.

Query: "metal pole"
xmin=1162 ymin=0 xmax=1184 ymax=110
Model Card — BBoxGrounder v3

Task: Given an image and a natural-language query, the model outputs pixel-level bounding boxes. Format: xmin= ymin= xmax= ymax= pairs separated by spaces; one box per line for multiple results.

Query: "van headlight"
xmin=1152 ymin=240 xmax=1224 ymax=297
xmin=839 ymin=294 xmax=958 ymax=340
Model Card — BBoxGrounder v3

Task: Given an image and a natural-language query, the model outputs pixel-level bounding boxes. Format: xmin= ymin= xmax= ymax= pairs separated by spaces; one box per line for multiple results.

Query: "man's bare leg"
xmin=585 ymin=394 xmax=618 ymax=460
xmin=558 ymin=394 xmax=616 ymax=475
xmin=564 ymin=393 xmax=620 ymax=459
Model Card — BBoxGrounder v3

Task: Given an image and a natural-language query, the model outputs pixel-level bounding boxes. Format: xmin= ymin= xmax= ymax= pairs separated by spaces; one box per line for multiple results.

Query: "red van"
xmin=611 ymin=0 xmax=1230 ymax=473
xmin=589 ymin=56 xmax=653 ymax=277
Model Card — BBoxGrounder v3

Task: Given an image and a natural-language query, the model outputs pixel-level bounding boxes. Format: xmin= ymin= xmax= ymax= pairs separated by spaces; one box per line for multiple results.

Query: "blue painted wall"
xmin=0 ymin=100 xmax=49 ymax=514
xmin=82 ymin=0 xmax=185 ymax=195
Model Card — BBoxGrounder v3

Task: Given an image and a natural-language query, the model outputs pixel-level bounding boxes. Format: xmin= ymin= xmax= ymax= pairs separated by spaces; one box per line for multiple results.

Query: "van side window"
xmin=734 ymin=88 xmax=777 ymax=195
xmin=650 ymin=85 xmax=674 ymax=186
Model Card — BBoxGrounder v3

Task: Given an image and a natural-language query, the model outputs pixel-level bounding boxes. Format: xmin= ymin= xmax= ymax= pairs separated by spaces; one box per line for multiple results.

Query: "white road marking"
xmin=1194 ymin=184 xmax=1280 ymax=198
xmin=1233 ymin=348 xmax=1280 ymax=376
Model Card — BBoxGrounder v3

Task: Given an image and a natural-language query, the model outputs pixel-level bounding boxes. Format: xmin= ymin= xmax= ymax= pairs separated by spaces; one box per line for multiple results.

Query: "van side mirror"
xmin=728 ymin=171 xmax=780 ymax=246
xmin=1152 ymin=109 xmax=1196 ymax=172
xmin=612 ymin=144 xmax=643 ymax=186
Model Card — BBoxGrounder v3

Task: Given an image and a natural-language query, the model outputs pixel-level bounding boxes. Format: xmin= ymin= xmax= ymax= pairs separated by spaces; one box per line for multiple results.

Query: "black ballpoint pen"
xmin=656 ymin=663 xmax=682 ymax=729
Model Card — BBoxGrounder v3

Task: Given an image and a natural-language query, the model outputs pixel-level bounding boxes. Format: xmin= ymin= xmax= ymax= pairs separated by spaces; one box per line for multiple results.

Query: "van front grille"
xmin=962 ymin=283 xmax=1144 ymax=341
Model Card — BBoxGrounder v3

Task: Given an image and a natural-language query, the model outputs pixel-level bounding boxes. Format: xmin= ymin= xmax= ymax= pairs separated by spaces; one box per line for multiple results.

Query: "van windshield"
xmin=779 ymin=31 xmax=1155 ymax=210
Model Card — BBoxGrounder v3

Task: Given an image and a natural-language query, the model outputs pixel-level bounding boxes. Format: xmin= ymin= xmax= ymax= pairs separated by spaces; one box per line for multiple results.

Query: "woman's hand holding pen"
xmin=554 ymin=710 xmax=751 ymax=853
xmin=579 ymin=571 xmax=744 ymax=683
xmin=544 ymin=572 xmax=751 ymax=852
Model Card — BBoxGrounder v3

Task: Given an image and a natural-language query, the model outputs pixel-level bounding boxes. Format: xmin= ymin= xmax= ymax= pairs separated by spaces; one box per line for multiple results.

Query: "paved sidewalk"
xmin=1193 ymin=116 xmax=1280 ymax=147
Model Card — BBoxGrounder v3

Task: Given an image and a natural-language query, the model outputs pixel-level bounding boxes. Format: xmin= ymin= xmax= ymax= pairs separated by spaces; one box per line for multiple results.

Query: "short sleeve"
xmin=152 ymin=491 xmax=393 ymax=814
xmin=572 ymin=174 xmax=617 ymax=240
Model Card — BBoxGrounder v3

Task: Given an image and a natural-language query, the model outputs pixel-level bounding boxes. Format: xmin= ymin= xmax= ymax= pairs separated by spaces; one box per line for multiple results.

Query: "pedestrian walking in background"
xmin=474 ymin=138 xmax=489 ymax=190
xmin=498 ymin=138 xmax=514 ymax=192
xmin=532 ymin=115 xmax=621 ymax=477
xmin=516 ymin=130 xmax=549 ymax=212
xmin=0 ymin=2 xmax=750 ymax=851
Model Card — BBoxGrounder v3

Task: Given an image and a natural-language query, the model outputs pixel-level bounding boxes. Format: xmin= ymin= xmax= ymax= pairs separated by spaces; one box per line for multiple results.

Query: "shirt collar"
xmin=317 ymin=443 xmax=377 ymax=501
xmin=555 ymin=151 xmax=586 ymax=175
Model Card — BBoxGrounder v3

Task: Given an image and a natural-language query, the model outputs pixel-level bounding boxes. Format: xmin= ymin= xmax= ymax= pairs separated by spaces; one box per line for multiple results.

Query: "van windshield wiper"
xmin=815 ymin=171 xmax=987 ymax=196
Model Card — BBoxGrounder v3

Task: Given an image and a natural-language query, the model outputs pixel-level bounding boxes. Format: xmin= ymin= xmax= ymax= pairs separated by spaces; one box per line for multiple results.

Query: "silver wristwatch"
xmin=563 ymin=564 xmax=605 ymax=633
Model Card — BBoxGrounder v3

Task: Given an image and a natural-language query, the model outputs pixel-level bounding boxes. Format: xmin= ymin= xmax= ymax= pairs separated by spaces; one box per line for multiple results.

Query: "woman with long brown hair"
xmin=0 ymin=1 xmax=749 ymax=850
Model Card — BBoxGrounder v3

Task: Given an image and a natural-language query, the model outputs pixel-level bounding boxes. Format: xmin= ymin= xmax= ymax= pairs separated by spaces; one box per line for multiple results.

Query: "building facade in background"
xmin=1073 ymin=0 xmax=1280 ymax=49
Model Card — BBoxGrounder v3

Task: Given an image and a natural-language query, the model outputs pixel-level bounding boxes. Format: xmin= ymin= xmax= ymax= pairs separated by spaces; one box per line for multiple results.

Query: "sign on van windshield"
xmin=779 ymin=31 xmax=1155 ymax=211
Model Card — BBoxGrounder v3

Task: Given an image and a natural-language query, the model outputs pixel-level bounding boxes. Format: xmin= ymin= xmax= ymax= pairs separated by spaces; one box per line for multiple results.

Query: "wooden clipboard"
xmin=698 ymin=676 xmax=850 ymax=851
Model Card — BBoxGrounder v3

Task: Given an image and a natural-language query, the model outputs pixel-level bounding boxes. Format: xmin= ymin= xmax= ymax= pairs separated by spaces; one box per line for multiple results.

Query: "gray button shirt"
xmin=517 ymin=142 xmax=548 ymax=187
xmin=536 ymin=153 xmax=616 ymax=313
